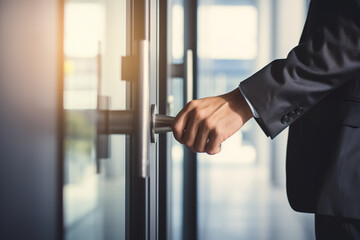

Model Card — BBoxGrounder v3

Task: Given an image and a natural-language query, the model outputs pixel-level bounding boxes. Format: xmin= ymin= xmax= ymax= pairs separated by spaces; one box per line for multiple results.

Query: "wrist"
xmin=225 ymin=88 xmax=254 ymax=124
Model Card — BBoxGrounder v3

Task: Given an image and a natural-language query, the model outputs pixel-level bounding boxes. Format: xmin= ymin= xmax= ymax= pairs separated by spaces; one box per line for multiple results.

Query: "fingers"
xmin=193 ymin=121 xmax=210 ymax=152
xmin=172 ymin=99 xmax=225 ymax=155
xmin=205 ymin=130 xmax=222 ymax=155
xmin=173 ymin=116 xmax=188 ymax=144
xmin=174 ymin=111 xmax=211 ymax=152
xmin=182 ymin=113 xmax=199 ymax=150
xmin=172 ymin=102 xmax=193 ymax=143
xmin=173 ymin=100 xmax=201 ymax=143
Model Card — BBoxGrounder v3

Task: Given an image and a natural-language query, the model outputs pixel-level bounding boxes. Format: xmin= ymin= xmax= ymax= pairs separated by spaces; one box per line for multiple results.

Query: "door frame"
xmin=125 ymin=0 xmax=160 ymax=239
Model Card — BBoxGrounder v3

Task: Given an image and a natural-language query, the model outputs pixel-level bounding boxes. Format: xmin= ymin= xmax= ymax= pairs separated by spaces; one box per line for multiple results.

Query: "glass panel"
xmin=171 ymin=0 xmax=184 ymax=63
xmin=198 ymin=5 xmax=257 ymax=60
xmin=197 ymin=3 xmax=259 ymax=240
xmin=168 ymin=77 xmax=185 ymax=240
xmin=197 ymin=1 xmax=313 ymax=240
xmin=168 ymin=0 xmax=185 ymax=238
xmin=63 ymin=1 xmax=127 ymax=240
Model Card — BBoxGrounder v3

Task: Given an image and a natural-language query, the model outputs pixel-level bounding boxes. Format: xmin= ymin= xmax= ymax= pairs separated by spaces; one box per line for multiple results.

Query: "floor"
xmin=198 ymin=162 xmax=315 ymax=240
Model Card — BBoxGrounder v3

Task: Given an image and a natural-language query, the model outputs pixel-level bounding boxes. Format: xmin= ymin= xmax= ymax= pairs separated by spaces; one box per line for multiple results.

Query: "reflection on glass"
xmin=172 ymin=3 xmax=184 ymax=62
xmin=63 ymin=1 xmax=127 ymax=240
xmin=64 ymin=2 xmax=104 ymax=109
xmin=64 ymin=111 xmax=96 ymax=226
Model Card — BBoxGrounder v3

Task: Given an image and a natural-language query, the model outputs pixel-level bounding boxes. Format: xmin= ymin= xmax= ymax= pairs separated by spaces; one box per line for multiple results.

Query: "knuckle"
xmin=213 ymin=128 xmax=222 ymax=137
xmin=214 ymin=127 xmax=224 ymax=139
xmin=188 ymin=100 xmax=197 ymax=108
xmin=195 ymin=146 xmax=203 ymax=153
xmin=204 ymin=119 xmax=213 ymax=129
xmin=173 ymin=124 xmax=182 ymax=135
xmin=172 ymin=132 xmax=180 ymax=141
xmin=184 ymin=139 xmax=192 ymax=148
xmin=207 ymin=149 xmax=216 ymax=155
xmin=207 ymin=148 xmax=220 ymax=155
xmin=194 ymin=108 xmax=204 ymax=119
xmin=173 ymin=133 xmax=181 ymax=142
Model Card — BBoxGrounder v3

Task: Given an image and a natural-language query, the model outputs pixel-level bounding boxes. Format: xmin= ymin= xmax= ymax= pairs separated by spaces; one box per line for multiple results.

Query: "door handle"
xmin=151 ymin=104 xmax=174 ymax=143
xmin=96 ymin=39 xmax=174 ymax=178
xmin=96 ymin=41 xmax=110 ymax=174
xmin=97 ymin=105 xmax=174 ymax=138
xmin=186 ymin=49 xmax=193 ymax=103
xmin=96 ymin=104 xmax=174 ymax=177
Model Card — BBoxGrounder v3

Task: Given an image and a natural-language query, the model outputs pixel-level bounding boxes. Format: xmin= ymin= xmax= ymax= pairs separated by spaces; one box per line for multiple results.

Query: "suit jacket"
xmin=240 ymin=0 xmax=360 ymax=219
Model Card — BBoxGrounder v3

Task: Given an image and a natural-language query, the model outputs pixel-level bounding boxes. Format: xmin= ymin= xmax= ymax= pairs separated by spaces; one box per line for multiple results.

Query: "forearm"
xmin=241 ymin=14 xmax=360 ymax=138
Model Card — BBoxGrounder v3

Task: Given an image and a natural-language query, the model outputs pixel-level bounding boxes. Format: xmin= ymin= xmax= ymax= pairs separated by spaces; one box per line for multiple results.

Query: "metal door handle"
xmin=154 ymin=114 xmax=175 ymax=133
xmin=97 ymin=104 xmax=174 ymax=139
xmin=186 ymin=49 xmax=193 ymax=103
xmin=151 ymin=104 xmax=174 ymax=142
xmin=96 ymin=40 xmax=175 ymax=178
xmin=96 ymin=104 xmax=174 ymax=177
xmin=96 ymin=41 xmax=110 ymax=174
xmin=137 ymin=40 xmax=150 ymax=177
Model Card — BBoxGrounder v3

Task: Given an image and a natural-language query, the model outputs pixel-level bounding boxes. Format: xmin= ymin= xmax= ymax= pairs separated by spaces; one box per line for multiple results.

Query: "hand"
xmin=172 ymin=88 xmax=253 ymax=155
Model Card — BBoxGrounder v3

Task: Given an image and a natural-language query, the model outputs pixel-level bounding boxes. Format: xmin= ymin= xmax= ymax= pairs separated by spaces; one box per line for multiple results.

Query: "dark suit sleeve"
xmin=240 ymin=13 xmax=360 ymax=139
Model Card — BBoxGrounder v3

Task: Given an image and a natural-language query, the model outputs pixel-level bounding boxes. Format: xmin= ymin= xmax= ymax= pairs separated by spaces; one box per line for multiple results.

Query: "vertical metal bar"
xmin=127 ymin=0 xmax=147 ymax=240
xmin=125 ymin=0 xmax=132 ymax=238
xmin=158 ymin=0 xmax=169 ymax=239
xmin=131 ymin=0 xmax=150 ymax=239
xmin=125 ymin=0 xmax=132 ymax=239
xmin=270 ymin=0 xmax=278 ymax=187
xmin=96 ymin=41 xmax=111 ymax=174
xmin=138 ymin=40 xmax=150 ymax=178
xmin=186 ymin=49 xmax=193 ymax=103
xmin=134 ymin=0 xmax=148 ymax=41
xmin=183 ymin=0 xmax=198 ymax=239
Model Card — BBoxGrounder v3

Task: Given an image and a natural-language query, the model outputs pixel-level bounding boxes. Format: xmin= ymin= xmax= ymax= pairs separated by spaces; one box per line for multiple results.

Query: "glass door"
xmin=166 ymin=0 xmax=198 ymax=239
xmin=62 ymin=0 xmax=164 ymax=239
xmin=63 ymin=1 xmax=127 ymax=239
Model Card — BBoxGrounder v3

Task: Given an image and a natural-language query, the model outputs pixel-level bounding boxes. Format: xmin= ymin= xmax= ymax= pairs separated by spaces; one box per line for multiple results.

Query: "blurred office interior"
xmin=169 ymin=1 xmax=314 ymax=240
xmin=0 ymin=0 xmax=314 ymax=239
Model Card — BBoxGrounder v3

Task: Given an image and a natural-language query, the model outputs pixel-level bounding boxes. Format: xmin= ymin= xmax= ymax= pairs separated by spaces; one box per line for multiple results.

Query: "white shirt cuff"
xmin=238 ymin=85 xmax=260 ymax=118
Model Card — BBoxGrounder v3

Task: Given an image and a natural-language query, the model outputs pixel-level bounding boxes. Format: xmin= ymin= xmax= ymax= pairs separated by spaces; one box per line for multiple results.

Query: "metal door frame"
xmin=125 ymin=0 xmax=160 ymax=239
xmin=125 ymin=0 xmax=198 ymax=239
xmin=157 ymin=0 xmax=199 ymax=239
xmin=158 ymin=0 xmax=169 ymax=238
